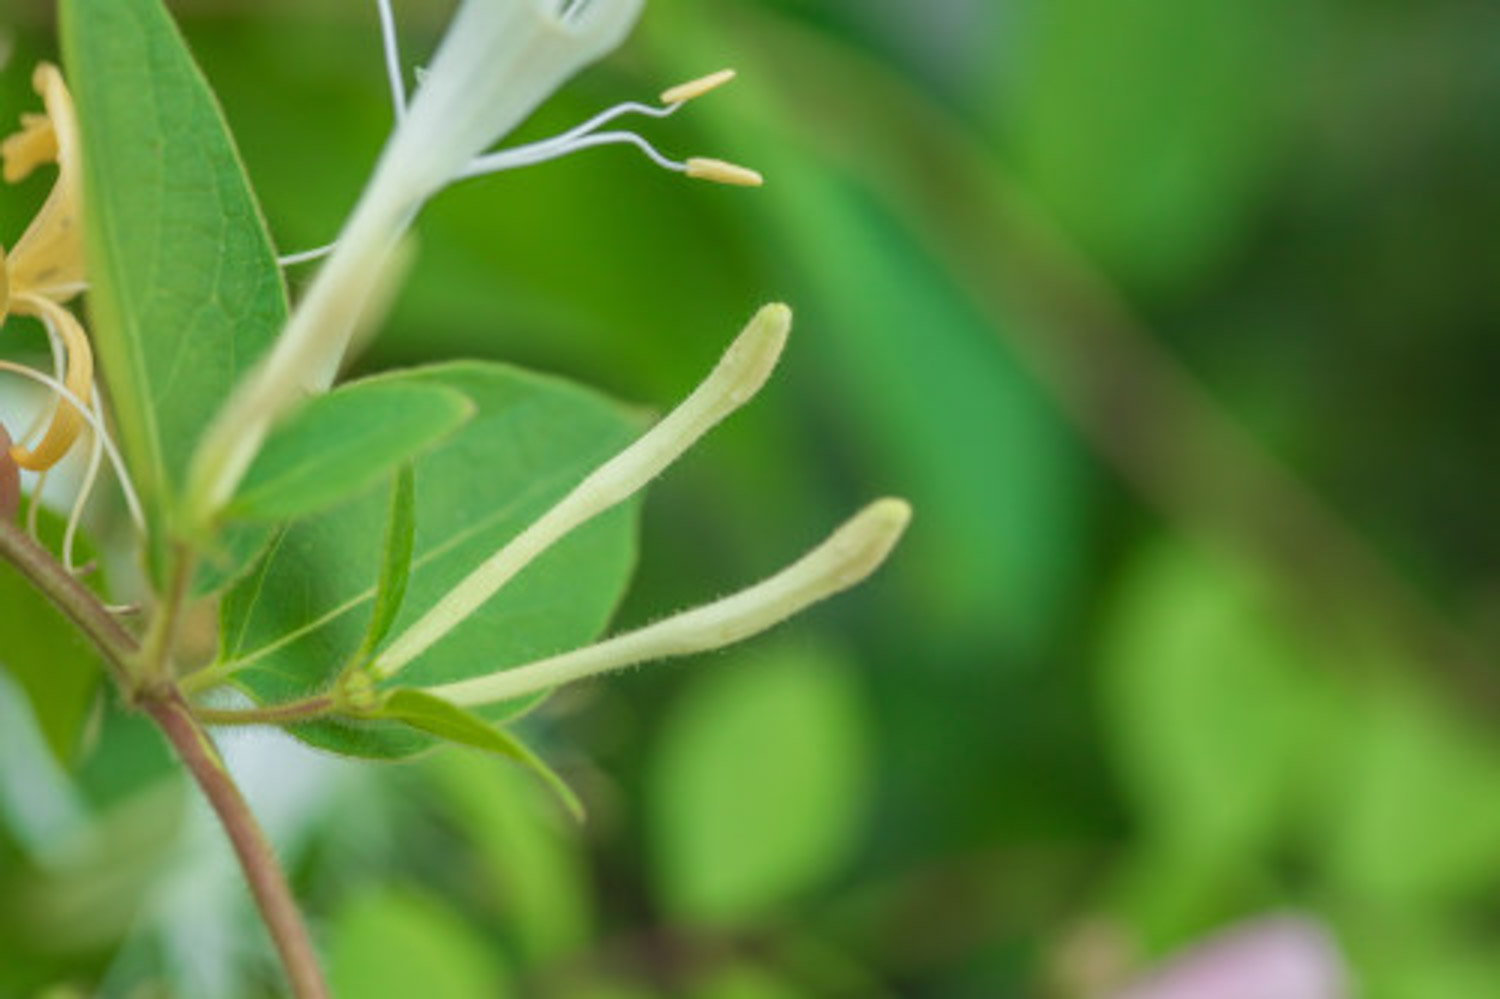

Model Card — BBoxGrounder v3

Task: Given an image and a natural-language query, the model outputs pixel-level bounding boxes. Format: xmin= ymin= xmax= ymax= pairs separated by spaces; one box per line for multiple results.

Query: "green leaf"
xmin=228 ymin=378 xmax=473 ymax=523
xmin=647 ymin=642 xmax=873 ymax=924
xmin=425 ymin=751 xmax=594 ymax=964
xmin=1317 ymin=681 xmax=1500 ymax=910
xmin=218 ymin=361 xmax=640 ymax=758
xmin=1099 ymin=540 xmax=1330 ymax=864
xmin=329 ymin=888 xmax=513 ymax=999
xmin=0 ymin=513 xmax=102 ymax=765
xmin=380 ymin=690 xmax=582 ymax=821
xmin=1003 ymin=0 xmax=1292 ymax=291
xmin=60 ymin=0 xmax=288 ymax=549
xmin=350 ymin=465 xmax=417 ymax=666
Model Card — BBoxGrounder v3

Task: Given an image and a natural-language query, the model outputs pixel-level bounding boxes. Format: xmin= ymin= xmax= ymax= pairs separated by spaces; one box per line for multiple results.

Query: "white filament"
xmin=0 ymin=361 xmax=147 ymax=531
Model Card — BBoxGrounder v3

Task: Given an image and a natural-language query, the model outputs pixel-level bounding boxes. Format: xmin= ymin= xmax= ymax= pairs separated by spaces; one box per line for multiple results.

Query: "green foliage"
xmin=218 ymin=362 xmax=641 ymax=757
xmin=0 ymin=511 xmax=99 ymax=764
xmin=1317 ymin=683 xmax=1500 ymax=911
xmin=1 ymin=0 xmax=1493 ymax=994
xmin=426 ymin=751 xmax=595 ymax=963
xmin=378 ymin=689 xmax=583 ymax=820
xmin=328 ymin=888 xmax=513 ymax=999
xmin=59 ymin=0 xmax=287 ymax=556
xmin=1004 ymin=0 xmax=1290 ymax=290
xmin=647 ymin=642 xmax=872 ymax=923
xmin=351 ymin=464 xmax=417 ymax=664
xmin=1100 ymin=540 xmax=1329 ymax=863
xmin=228 ymin=379 xmax=473 ymax=523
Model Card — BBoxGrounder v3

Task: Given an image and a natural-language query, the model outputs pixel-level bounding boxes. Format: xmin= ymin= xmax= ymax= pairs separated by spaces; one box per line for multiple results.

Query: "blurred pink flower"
xmin=1110 ymin=915 xmax=1348 ymax=999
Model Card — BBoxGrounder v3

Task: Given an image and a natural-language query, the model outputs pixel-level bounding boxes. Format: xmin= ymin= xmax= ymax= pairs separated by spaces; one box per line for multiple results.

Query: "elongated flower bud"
xmin=425 ymin=498 xmax=912 ymax=707
xmin=374 ymin=303 xmax=791 ymax=679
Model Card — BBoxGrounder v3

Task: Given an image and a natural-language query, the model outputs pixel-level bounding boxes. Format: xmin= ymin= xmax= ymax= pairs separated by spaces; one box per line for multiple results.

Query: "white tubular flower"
xmin=377 ymin=0 xmax=645 ymax=203
xmin=372 ymin=303 xmax=791 ymax=681
xmin=185 ymin=0 xmax=645 ymax=527
xmin=424 ymin=498 xmax=912 ymax=708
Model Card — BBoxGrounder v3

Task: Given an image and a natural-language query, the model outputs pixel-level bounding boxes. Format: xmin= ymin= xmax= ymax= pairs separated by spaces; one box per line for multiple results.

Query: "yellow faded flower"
xmin=1 ymin=62 xmax=93 ymax=472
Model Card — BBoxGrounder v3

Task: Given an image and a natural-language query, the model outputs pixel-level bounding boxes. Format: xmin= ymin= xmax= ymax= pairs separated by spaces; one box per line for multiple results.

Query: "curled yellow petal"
xmin=8 ymin=292 xmax=93 ymax=472
xmin=1 ymin=112 xmax=58 ymax=183
xmin=4 ymin=63 xmax=85 ymax=300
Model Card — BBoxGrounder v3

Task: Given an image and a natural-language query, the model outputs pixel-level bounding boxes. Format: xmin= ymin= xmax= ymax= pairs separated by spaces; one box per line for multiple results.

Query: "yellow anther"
xmin=660 ymin=68 xmax=736 ymax=106
xmin=685 ymin=157 xmax=763 ymax=188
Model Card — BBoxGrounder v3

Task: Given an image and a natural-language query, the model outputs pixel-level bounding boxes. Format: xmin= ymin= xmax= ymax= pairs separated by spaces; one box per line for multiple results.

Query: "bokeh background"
xmin=1 ymin=0 xmax=1498 ymax=995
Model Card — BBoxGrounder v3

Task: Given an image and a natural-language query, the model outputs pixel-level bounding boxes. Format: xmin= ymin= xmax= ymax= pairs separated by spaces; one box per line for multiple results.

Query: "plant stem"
xmin=0 ymin=519 xmax=136 ymax=682
xmin=194 ymin=695 xmax=337 ymax=727
xmin=144 ymin=688 xmax=329 ymax=999
xmin=138 ymin=544 xmax=194 ymax=685
xmin=1 ymin=523 xmax=328 ymax=993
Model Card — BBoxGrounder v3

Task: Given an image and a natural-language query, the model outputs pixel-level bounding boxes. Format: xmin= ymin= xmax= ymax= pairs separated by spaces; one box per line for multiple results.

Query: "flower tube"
xmin=186 ymin=0 xmax=645 ymax=525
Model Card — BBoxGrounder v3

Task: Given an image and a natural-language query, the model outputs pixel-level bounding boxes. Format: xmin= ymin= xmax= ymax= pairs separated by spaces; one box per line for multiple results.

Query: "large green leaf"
xmin=217 ymin=361 xmax=641 ymax=758
xmin=60 ymin=0 xmax=288 ymax=550
xmin=647 ymin=642 xmax=873 ymax=923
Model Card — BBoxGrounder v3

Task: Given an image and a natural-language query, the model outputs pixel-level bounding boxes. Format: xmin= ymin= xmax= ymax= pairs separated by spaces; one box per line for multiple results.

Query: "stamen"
xmin=374 ymin=0 xmax=407 ymax=122
xmin=456 ymin=69 xmax=760 ymax=187
xmin=0 ymin=361 xmax=147 ymax=531
xmin=6 ymin=293 xmax=92 ymax=472
xmin=62 ymin=389 xmax=105 ymax=573
xmin=685 ymin=157 xmax=763 ymax=187
xmin=372 ymin=303 xmax=792 ymax=681
xmin=278 ymin=243 xmax=338 ymax=268
xmin=660 ymin=69 xmax=735 ymax=106
xmin=426 ymin=498 xmax=912 ymax=707
xmin=24 ymin=467 xmax=46 ymax=541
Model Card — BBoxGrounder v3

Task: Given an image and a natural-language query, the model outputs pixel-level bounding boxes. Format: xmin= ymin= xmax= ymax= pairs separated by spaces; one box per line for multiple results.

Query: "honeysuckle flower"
xmin=186 ymin=0 xmax=762 ymax=528
xmin=2 ymin=63 xmax=91 ymax=473
xmin=0 ymin=63 xmax=144 ymax=554
xmin=363 ymin=304 xmax=910 ymax=708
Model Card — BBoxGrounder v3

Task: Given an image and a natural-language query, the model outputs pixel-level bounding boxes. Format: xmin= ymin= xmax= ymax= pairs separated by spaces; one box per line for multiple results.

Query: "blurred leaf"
xmin=0 ymin=512 xmax=100 ymax=765
xmin=647 ymin=642 xmax=872 ymax=923
xmin=1344 ymin=920 xmax=1500 ymax=999
xmin=690 ymin=964 xmax=803 ymax=999
xmin=60 ymin=0 xmax=287 ymax=560
xmin=218 ymin=362 xmax=640 ymax=758
xmin=379 ymin=690 xmax=582 ymax=821
xmin=1318 ymin=681 xmax=1500 ymax=910
xmin=228 ymin=378 xmax=473 ymax=523
xmin=427 ymin=750 xmax=594 ymax=965
xmin=329 ymin=888 xmax=512 ymax=999
xmin=1003 ymin=0 xmax=1289 ymax=290
xmin=1100 ymin=540 xmax=1329 ymax=863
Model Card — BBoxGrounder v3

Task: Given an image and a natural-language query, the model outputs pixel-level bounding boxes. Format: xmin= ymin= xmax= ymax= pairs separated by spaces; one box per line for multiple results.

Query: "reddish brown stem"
xmin=144 ymin=689 xmax=329 ymax=999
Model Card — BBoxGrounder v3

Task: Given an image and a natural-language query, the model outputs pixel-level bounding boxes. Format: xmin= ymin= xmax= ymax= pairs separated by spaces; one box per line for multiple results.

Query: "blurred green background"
xmin=1 ymin=0 xmax=1498 ymax=995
